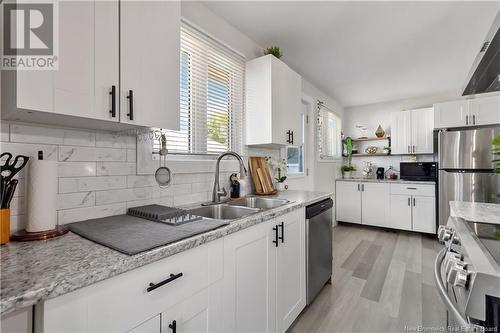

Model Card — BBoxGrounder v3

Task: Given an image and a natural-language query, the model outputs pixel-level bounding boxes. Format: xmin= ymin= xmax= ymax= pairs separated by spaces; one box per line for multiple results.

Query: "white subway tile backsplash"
xmin=96 ymin=162 xmax=136 ymax=176
xmin=11 ymin=124 xmax=64 ymax=145
xmin=9 ymin=196 xmax=26 ymax=216
xmin=127 ymin=175 xmax=157 ymax=188
xmin=58 ymin=203 xmax=126 ymax=224
xmin=159 ymin=183 xmax=191 ymax=197
xmin=1 ymin=142 xmax=58 ymax=160
xmin=59 ymin=176 xmax=126 ymax=193
xmin=126 ymin=149 xmax=136 ymax=162
xmin=62 ymin=129 xmax=95 ymax=147
xmin=173 ymin=192 xmax=209 ymax=206
xmin=191 ymin=182 xmax=212 ymax=193
xmin=95 ymin=187 xmax=159 ymax=205
xmin=58 ymin=162 xmax=97 ymax=177
xmin=59 ymin=146 xmax=126 ymax=162
xmin=1 ymin=121 xmax=10 ymax=141
xmin=10 ymin=215 xmax=26 ymax=233
xmin=96 ymin=132 xmax=136 ymax=149
xmin=57 ymin=192 xmax=95 ymax=210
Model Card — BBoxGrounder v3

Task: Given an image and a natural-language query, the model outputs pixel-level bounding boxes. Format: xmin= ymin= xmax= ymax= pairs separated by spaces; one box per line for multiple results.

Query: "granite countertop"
xmin=449 ymin=201 xmax=500 ymax=224
xmin=0 ymin=190 xmax=332 ymax=316
xmin=336 ymin=178 xmax=436 ymax=185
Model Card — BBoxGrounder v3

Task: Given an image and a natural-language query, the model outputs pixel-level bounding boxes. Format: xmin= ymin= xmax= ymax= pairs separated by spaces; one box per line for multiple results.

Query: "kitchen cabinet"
xmin=222 ymin=208 xmax=306 ymax=333
xmin=336 ymin=181 xmax=436 ymax=234
xmin=7 ymin=1 xmax=180 ymax=131
xmin=336 ymin=181 xmax=389 ymax=226
xmin=335 ymin=181 xmax=362 ymax=223
xmin=245 ymin=55 xmax=302 ymax=147
xmin=390 ymin=108 xmax=434 ymax=154
xmin=128 ymin=315 xmax=161 ymax=333
xmin=434 ymin=94 xmax=500 ymax=128
xmin=161 ymin=290 xmax=210 ymax=333
xmin=361 ymin=182 xmax=390 ymax=227
xmin=389 ymin=184 xmax=436 ymax=234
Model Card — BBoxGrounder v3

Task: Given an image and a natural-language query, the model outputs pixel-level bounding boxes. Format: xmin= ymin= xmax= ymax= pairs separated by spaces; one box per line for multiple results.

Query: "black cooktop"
xmin=466 ymin=221 xmax=500 ymax=265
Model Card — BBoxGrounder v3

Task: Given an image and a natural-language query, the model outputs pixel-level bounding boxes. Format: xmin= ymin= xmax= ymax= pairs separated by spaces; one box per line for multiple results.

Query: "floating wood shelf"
xmin=351 ymin=153 xmax=391 ymax=157
xmin=351 ymin=136 xmax=390 ymax=142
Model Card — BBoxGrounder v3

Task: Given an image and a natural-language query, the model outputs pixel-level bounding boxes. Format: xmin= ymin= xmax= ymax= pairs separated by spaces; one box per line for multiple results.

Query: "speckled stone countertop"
xmin=450 ymin=201 xmax=500 ymax=224
xmin=336 ymin=178 xmax=436 ymax=185
xmin=0 ymin=190 xmax=332 ymax=316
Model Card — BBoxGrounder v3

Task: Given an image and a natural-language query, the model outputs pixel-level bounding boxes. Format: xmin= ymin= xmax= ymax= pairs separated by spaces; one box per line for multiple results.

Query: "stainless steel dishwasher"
xmin=305 ymin=198 xmax=333 ymax=305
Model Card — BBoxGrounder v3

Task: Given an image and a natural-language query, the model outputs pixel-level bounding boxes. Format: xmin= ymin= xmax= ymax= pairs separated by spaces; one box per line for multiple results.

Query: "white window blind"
xmin=163 ymin=22 xmax=245 ymax=155
xmin=317 ymin=103 xmax=341 ymax=160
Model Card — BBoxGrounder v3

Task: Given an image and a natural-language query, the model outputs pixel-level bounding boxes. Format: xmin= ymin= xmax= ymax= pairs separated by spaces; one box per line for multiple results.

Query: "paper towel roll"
xmin=27 ymin=159 xmax=57 ymax=232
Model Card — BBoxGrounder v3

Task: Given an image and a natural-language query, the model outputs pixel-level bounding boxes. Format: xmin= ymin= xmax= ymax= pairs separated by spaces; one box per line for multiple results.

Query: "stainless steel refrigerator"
xmin=438 ymin=126 xmax=500 ymax=225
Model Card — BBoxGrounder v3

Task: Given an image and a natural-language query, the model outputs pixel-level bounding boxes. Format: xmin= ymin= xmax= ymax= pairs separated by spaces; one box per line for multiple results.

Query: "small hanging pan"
xmin=155 ymin=133 xmax=172 ymax=188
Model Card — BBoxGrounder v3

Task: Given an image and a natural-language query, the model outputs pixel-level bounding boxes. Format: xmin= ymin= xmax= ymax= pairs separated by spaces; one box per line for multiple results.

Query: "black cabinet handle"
xmin=291 ymin=131 xmax=294 ymax=145
xmin=413 ymin=197 xmax=416 ymax=206
xmin=408 ymin=197 xmax=410 ymax=206
xmin=146 ymin=272 xmax=183 ymax=292
xmin=126 ymin=89 xmax=134 ymax=120
xmin=109 ymin=85 xmax=116 ymax=118
xmin=407 ymin=187 xmax=417 ymax=190
xmin=286 ymin=130 xmax=292 ymax=144
xmin=272 ymin=225 xmax=279 ymax=247
xmin=169 ymin=320 xmax=177 ymax=333
xmin=278 ymin=221 xmax=284 ymax=243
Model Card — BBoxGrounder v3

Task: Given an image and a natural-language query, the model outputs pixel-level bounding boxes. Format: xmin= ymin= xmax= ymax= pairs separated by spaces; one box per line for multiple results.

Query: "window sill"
xmin=287 ymin=173 xmax=306 ymax=179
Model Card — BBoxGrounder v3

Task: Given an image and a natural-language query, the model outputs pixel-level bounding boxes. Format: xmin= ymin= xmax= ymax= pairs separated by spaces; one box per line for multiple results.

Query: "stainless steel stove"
xmin=436 ymin=218 xmax=500 ymax=331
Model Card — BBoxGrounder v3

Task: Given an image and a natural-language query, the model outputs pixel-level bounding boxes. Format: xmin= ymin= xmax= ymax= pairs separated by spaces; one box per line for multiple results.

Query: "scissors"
xmin=1 ymin=152 xmax=29 ymax=183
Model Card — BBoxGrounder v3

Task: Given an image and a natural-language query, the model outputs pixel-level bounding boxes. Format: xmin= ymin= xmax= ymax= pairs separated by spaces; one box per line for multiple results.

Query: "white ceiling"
xmin=203 ymin=1 xmax=500 ymax=107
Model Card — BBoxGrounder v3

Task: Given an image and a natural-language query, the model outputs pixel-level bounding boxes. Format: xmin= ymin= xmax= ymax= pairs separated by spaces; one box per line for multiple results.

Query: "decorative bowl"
xmin=365 ymin=146 xmax=378 ymax=154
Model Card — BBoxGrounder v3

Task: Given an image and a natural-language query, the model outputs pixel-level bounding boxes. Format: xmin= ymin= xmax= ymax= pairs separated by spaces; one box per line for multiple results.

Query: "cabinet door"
xmin=411 ymin=107 xmax=434 ymax=154
xmin=361 ymin=182 xmax=390 ymax=227
xmin=272 ymin=56 xmax=302 ymax=145
xmin=17 ymin=0 xmax=119 ymax=122
xmin=222 ymin=221 xmax=276 ymax=333
xmin=390 ymin=111 xmax=411 ymax=154
xmin=161 ymin=290 xmax=210 ymax=333
xmin=433 ymin=100 xmax=468 ymax=128
xmin=412 ymin=196 xmax=436 ymax=234
xmin=120 ymin=1 xmax=180 ymax=129
xmin=128 ymin=314 xmax=161 ymax=333
xmin=335 ymin=181 xmax=361 ymax=223
xmin=469 ymin=95 xmax=500 ymax=126
xmin=275 ymin=210 xmax=306 ymax=333
xmin=388 ymin=195 xmax=412 ymax=231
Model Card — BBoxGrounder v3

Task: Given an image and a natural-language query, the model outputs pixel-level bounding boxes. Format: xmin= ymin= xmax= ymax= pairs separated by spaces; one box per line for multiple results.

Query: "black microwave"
xmin=400 ymin=162 xmax=437 ymax=181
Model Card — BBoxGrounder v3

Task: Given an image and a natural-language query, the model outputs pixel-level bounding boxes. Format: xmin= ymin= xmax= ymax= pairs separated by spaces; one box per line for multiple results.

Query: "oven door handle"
xmin=434 ymin=248 xmax=471 ymax=329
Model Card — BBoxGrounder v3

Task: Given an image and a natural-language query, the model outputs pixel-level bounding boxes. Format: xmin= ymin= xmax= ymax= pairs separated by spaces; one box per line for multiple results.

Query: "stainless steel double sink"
xmin=188 ymin=197 xmax=290 ymax=221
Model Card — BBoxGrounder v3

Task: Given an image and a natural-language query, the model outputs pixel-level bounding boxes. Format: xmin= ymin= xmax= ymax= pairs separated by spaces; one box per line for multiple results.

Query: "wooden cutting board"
xmin=248 ymin=157 xmax=277 ymax=196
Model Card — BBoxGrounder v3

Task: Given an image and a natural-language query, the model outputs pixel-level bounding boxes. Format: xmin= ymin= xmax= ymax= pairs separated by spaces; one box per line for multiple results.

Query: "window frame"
xmin=316 ymin=102 xmax=342 ymax=162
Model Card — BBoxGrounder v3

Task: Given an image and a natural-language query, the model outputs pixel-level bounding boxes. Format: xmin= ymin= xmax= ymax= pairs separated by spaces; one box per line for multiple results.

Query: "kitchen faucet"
xmin=210 ymin=151 xmax=247 ymax=204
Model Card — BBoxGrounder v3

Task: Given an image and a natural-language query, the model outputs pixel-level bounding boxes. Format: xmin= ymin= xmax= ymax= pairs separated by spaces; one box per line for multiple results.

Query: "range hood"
xmin=463 ymin=11 xmax=500 ymax=96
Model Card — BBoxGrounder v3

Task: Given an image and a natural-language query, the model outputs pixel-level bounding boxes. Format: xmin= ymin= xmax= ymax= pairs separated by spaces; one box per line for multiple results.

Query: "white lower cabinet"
xmin=336 ymin=180 xmax=436 ymax=234
xmin=37 ymin=209 xmax=307 ymax=333
xmin=222 ymin=208 xmax=306 ymax=333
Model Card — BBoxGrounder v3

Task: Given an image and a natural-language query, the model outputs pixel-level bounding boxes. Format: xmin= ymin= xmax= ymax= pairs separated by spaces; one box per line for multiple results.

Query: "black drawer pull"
xmin=147 ymin=272 xmax=183 ymax=292
xmin=169 ymin=320 xmax=177 ymax=333
xmin=109 ymin=85 xmax=116 ymax=117
xmin=291 ymin=131 xmax=294 ymax=145
xmin=272 ymin=225 xmax=279 ymax=247
xmin=278 ymin=221 xmax=284 ymax=243
xmin=407 ymin=187 xmax=417 ymax=190
xmin=127 ymin=89 xmax=134 ymax=120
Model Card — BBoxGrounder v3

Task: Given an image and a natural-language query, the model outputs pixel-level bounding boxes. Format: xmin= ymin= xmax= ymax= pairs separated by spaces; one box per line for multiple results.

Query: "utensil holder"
xmin=1 ymin=209 xmax=10 ymax=245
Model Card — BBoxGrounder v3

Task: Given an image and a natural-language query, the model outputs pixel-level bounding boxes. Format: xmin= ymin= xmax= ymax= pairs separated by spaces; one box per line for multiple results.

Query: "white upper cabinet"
xmin=120 ymin=1 xmax=180 ymax=129
xmin=410 ymin=107 xmax=434 ymax=154
xmin=10 ymin=0 xmax=180 ymax=130
xmin=434 ymin=94 xmax=500 ymax=128
xmin=246 ymin=55 xmax=302 ymax=146
xmin=391 ymin=107 xmax=434 ymax=154
xmin=16 ymin=0 xmax=119 ymax=123
xmin=469 ymin=95 xmax=500 ymax=126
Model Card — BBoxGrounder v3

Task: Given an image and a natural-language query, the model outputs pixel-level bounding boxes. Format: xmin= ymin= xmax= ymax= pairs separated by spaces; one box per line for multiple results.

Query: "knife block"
xmin=1 ymin=209 xmax=10 ymax=245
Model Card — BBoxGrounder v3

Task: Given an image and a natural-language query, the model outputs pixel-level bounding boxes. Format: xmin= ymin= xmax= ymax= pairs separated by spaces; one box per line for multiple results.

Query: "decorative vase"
xmin=375 ymin=125 xmax=385 ymax=138
xmin=343 ymin=171 xmax=352 ymax=179
xmin=277 ymin=182 xmax=286 ymax=191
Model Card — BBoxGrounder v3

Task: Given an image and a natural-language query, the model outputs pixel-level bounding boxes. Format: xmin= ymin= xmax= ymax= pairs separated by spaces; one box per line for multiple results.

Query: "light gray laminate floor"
xmin=289 ymin=223 xmax=446 ymax=333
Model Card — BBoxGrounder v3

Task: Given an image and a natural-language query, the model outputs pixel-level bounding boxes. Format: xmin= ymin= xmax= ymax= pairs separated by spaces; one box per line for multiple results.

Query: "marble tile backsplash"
xmin=0 ymin=122 xmax=237 ymax=232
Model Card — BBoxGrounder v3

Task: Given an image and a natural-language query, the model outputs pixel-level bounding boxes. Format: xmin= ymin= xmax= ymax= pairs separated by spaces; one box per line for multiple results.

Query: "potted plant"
xmin=341 ymin=165 xmax=356 ymax=179
xmin=263 ymin=46 xmax=283 ymax=59
xmin=266 ymin=157 xmax=288 ymax=191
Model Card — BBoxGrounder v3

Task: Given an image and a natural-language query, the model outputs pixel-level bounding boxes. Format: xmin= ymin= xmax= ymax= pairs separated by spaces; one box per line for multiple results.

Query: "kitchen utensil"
xmin=2 ymin=179 xmax=18 ymax=208
xmin=155 ymin=134 xmax=172 ymax=188
xmin=248 ymin=157 xmax=277 ymax=195
xmin=0 ymin=152 xmax=29 ymax=182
